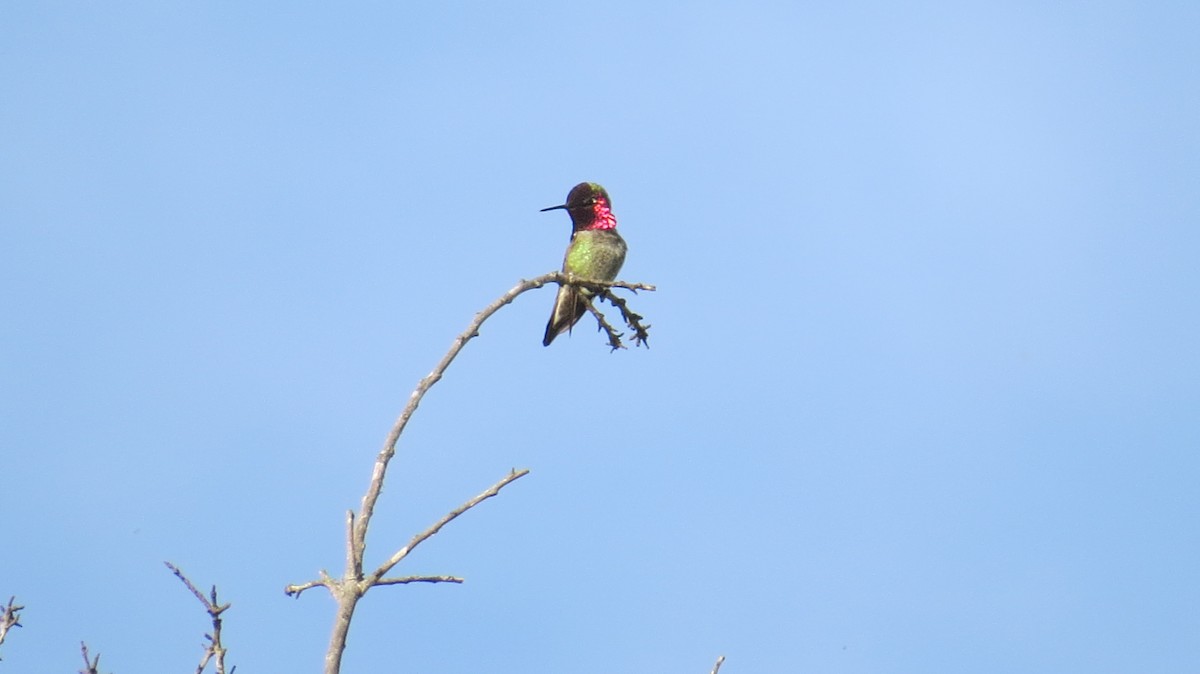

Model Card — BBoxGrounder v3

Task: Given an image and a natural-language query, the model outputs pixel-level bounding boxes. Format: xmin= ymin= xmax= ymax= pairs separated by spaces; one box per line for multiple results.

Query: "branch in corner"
xmin=0 ymin=596 xmax=22 ymax=658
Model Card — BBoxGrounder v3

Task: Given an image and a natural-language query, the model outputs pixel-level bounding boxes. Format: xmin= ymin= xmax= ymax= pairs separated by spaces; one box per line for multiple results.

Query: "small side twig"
xmin=597 ymin=288 xmax=651 ymax=348
xmin=0 ymin=596 xmax=22 ymax=660
xmin=284 ymin=569 xmax=335 ymax=599
xmin=78 ymin=642 xmax=105 ymax=674
xmin=583 ymin=298 xmax=626 ymax=350
xmin=563 ymin=276 xmax=653 ymax=348
xmin=365 ymin=468 xmax=530 ymax=587
xmin=710 ymin=655 xmax=726 ymax=674
xmin=165 ymin=562 xmax=234 ymax=674
xmin=572 ymin=277 xmax=657 ymax=294
xmin=374 ymin=575 xmax=464 ymax=587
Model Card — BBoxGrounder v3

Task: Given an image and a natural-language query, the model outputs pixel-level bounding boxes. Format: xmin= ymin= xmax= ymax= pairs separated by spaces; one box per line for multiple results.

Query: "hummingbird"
xmin=541 ymin=182 xmax=627 ymax=346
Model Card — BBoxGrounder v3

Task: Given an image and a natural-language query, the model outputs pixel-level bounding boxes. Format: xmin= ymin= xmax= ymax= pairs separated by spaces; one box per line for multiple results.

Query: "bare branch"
xmin=365 ymin=469 xmax=530 ymax=588
xmin=166 ymin=561 xmax=208 ymax=605
xmin=710 ymin=655 xmax=726 ymax=674
xmin=374 ymin=575 xmax=464 ymax=587
xmin=165 ymin=562 xmax=233 ymax=674
xmin=284 ymin=569 xmax=335 ymax=598
xmin=282 ymin=272 xmax=652 ymax=674
xmin=350 ymin=272 xmax=648 ymax=556
xmin=351 ymin=273 xmax=557 ymax=562
xmin=78 ymin=642 xmax=104 ymax=674
xmin=350 ymin=273 xmax=652 ymax=570
xmin=323 ymin=272 xmax=653 ymax=581
xmin=570 ymin=278 xmax=657 ymax=294
xmin=313 ymin=469 xmax=530 ymax=674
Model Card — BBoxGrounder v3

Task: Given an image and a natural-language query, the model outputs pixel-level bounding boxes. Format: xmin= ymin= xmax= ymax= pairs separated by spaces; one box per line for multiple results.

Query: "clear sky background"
xmin=2 ymin=2 xmax=1198 ymax=672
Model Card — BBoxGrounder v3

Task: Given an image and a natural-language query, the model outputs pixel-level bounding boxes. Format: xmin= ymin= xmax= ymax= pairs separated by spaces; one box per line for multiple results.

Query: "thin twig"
xmin=583 ymin=298 xmax=626 ymax=350
xmin=573 ymin=278 xmax=657 ymax=294
xmin=284 ymin=569 xmax=335 ymax=598
xmin=166 ymin=561 xmax=208 ymax=605
xmin=710 ymin=655 xmax=726 ymax=674
xmin=78 ymin=642 xmax=103 ymax=674
xmin=365 ymin=469 xmax=530 ymax=587
xmin=374 ymin=575 xmax=464 ymax=586
xmin=165 ymin=562 xmax=233 ymax=674
xmin=344 ymin=509 xmax=356 ymax=581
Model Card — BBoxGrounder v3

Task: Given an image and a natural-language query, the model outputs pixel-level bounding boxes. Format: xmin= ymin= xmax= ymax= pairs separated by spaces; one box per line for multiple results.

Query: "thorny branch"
xmin=165 ymin=562 xmax=234 ymax=674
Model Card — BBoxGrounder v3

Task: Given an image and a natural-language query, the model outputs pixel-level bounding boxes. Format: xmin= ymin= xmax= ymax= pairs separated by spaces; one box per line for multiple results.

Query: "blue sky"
xmin=2 ymin=2 xmax=1198 ymax=672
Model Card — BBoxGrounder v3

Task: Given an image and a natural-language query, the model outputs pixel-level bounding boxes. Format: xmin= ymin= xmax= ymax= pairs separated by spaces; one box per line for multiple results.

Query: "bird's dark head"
xmin=541 ymin=182 xmax=617 ymax=231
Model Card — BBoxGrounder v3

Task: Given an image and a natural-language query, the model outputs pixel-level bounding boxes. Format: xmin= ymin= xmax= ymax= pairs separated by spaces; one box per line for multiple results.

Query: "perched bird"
xmin=541 ymin=182 xmax=627 ymax=346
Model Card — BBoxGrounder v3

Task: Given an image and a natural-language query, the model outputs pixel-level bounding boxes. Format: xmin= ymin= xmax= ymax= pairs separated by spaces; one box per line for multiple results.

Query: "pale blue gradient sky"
xmin=2 ymin=2 xmax=1198 ymax=672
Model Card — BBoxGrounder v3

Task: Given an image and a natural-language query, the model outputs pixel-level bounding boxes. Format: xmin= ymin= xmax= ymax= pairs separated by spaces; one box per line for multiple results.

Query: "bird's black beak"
xmin=540 ymin=203 xmax=568 ymax=212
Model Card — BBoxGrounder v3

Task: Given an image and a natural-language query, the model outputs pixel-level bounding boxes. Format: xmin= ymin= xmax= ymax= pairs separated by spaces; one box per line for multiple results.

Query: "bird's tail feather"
xmin=543 ymin=286 xmax=588 ymax=346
